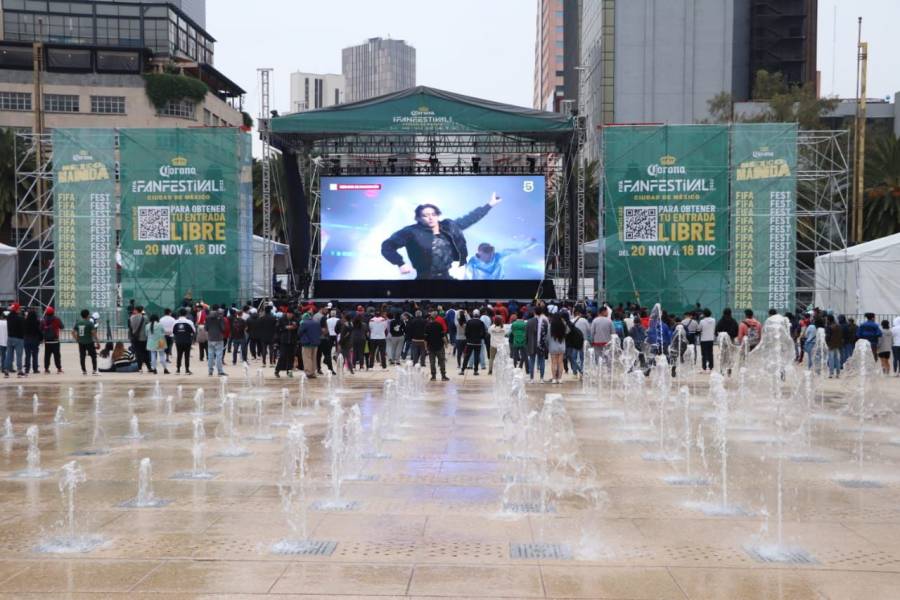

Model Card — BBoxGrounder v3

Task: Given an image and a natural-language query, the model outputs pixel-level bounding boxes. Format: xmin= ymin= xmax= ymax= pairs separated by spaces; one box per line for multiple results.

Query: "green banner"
xmin=731 ymin=123 xmax=797 ymax=313
xmin=52 ymin=129 xmax=117 ymax=326
xmin=603 ymin=125 xmax=730 ymax=313
xmin=120 ymin=128 xmax=249 ymax=315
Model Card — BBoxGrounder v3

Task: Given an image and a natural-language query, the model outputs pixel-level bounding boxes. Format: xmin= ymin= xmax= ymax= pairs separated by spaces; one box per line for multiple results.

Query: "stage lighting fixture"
xmin=330 ymin=158 xmax=341 ymax=175
xmin=471 ymin=157 xmax=481 ymax=173
xmin=387 ymin=157 xmax=397 ymax=173
xmin=429 ymin=154 xmax=439 ymax=174
xmin=527 ymin=157 xmax=536 ymax=173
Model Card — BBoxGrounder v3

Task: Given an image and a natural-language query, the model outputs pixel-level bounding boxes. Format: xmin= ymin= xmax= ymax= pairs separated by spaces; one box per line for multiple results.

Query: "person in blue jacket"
xmin=856 ymin=312 xmax=882 ymax=359
xmin=646 ymin=309 xmax=672 ymax=361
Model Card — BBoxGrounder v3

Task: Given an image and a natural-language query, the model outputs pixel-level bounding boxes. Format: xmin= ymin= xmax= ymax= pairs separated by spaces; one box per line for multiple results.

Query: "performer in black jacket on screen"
xmin=380 ymin=193 xmax=503 ymax=279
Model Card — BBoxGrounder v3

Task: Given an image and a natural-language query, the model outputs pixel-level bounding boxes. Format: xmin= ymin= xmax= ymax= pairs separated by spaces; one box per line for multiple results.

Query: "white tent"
xmin=814 ymin=233 xmax=900 ymax=316
xmin=252 ymin=235 xmax=288 ymax=298
xmin=0 ymin=243 xmax=16 ymax=301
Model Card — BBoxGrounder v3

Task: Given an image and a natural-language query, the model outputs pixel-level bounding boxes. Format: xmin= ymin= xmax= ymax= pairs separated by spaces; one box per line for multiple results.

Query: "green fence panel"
xmin=603 ymin=125 xmax=731 ymax=314
xmin=730 ymin=123 xmax=798 ymax=314
xmin=119 ymin=128 xmax=247 ymax=315
xmin=52 ymin=129 xmax=117 ymax=328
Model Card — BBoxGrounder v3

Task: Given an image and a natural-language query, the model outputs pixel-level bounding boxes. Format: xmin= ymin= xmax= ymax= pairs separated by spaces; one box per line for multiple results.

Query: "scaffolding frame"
xmin=257 ymin=68 xmax=274 ymax=299
xmin=795 ymin=129 xmax=850 ymax=308
xmin=14 ymin=131 xmax=55 ymax=309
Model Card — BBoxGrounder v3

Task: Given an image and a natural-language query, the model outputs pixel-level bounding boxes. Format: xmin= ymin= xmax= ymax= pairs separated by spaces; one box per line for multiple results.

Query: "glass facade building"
xmin=342 ymin=37 xmax=415 ymax=103
xmin=1 ymin=0 xmax=214 ymax=65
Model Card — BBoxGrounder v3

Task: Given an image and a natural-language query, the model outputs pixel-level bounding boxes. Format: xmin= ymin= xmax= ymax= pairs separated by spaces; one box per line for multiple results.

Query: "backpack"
xmin=566 ymin=324 xmax=584 ymax=348
xmin=744 ymin=320 xmax=761 ymax=348
xmin=129 ymin=315 xmax=145 ymax=342
xmin=231 ymin=317 xmax=246 ymax=338
xmin=630 ymin=323 xmax=647 ymax=347
xmin=511 ymin=322 xmax=526 ymax=346
xmin=41 ymin=317 xmax=59 ymax=342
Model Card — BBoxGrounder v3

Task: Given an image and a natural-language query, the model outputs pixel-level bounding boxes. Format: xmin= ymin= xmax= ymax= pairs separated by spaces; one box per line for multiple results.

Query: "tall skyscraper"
xmin=289 ymin=72 xmax=345 ymax=113
xmin=579 ymin=0 xmax=818 ymax=160
xmin=342 ymin=37 xmax=416 ymax=103
xmin=533 ymin=0 xmax=580 ymax=112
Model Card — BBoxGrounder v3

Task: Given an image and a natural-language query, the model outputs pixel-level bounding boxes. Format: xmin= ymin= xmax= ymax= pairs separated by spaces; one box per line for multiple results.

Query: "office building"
xmin=533 ymin=0 xmax=580 ymax=112
xmin=342 ymin=37 xmax=415 ymax=103
xmin=0 ymin=0 xmax=245 ymax=131
xmin=289 ymin=72 xmax=344 ymax=113
xmin=578 ymin=0 xmax=818 ymax=161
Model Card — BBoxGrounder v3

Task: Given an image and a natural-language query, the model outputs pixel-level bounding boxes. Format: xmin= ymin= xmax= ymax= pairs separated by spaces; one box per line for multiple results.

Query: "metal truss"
xmin=795 ymin=129 xmax=850 ymax=308
xmin=302 ymin=154 xmax=323 ymax=298
xmin=257 ymin=68 xmax=274 ymax=299
xmin=273 ymin=133 xmax=561 ymax=157
xmin=14 ymin=131 xmax=55 ymax=308
xmin=574 ymin=116 xmax=587 ymax=299
xmin=541 ymin=155 xmax=567 ymax=299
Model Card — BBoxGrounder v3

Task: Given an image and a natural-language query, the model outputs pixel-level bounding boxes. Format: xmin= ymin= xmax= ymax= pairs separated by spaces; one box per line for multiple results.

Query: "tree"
xmin=706 ymin=91 xmax=734 ymax=124
xmin=862 ymin=130 xmax=900 ymax=240
xmin=750 ymin=70 xmax=839 ymax=129
xmin=705 ymin=70 xmax=838 ymax=129
xmin=0 ymin=129 xmax=16 ymax=231
xmin=251 ymin=156 xmax=287 ymax=242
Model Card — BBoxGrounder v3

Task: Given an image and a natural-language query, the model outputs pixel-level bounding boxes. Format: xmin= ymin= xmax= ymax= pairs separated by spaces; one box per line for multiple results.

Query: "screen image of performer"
xmin=380 ymin=193 xmax=503 ymax=280
xmin=465 ymin=238 xmax=539 ymax=281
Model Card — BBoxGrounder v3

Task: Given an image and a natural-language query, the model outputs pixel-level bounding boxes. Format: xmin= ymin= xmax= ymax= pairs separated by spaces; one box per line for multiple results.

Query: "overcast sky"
xmin=208 ymin=0 xmax=899 ymax=131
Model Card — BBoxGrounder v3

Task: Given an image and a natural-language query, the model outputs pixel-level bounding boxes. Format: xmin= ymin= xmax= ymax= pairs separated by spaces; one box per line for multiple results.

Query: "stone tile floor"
xmin=1 ymin=345 xmax=899 ymax=598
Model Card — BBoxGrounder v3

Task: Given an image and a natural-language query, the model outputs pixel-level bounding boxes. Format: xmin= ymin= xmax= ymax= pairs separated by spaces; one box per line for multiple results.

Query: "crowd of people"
xmin=1 ymin=298 xmax=898 ymax=381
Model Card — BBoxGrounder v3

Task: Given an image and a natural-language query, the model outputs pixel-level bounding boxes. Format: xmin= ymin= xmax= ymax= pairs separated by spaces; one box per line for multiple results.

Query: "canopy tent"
xmin=814 ymin=233 xmax=900 ymax=316
xmin=0 ymin=243 xmax=16 ymax=301
xmin=252 ymin=235 xmax=288 ymax=299
xmin=270 ymin=85 xmax=574 ymax=141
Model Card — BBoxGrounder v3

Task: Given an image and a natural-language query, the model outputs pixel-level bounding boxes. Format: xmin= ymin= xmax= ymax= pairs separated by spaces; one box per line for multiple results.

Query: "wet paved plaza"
xmin=1 ymin=344 xmax=900 ymax=599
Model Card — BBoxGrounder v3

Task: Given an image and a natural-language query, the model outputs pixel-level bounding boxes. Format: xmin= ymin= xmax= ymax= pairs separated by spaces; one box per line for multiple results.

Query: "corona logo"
xmin=417 ymin=105 xmax=429 ymax=113
xmin=647 ymin=155 xmax=686 ymax=176
xmin=72 ymin=150 xmax=94 ymax=162
xmin=159 ymin=156 xmax=197 ymax=177
xmin=752 ymin=147 xmax=775 ymax=159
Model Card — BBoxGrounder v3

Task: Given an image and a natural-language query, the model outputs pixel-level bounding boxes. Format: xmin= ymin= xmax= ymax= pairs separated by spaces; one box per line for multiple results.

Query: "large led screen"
xmin=321 ymin=175 xmax=546 ymax=281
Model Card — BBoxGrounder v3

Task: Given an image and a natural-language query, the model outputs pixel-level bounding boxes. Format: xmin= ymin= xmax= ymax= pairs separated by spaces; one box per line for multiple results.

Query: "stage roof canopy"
xmin=270 ymin=85 xmax=574 ymax=142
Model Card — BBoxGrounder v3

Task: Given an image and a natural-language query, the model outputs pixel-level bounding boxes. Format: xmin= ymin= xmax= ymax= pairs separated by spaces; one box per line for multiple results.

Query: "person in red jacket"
xmin=495 ymin=303 xmax=510 ymax=324
xmin=40 ymin=306 xmax=64 ymax=373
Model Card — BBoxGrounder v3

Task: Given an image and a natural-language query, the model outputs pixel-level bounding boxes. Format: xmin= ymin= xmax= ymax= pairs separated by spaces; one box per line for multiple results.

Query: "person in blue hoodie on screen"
xmin=464 ymin=239 xmax=538 ymax=280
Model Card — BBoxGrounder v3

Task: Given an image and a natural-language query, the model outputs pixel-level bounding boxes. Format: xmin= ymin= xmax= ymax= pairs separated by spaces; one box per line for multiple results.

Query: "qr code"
xmin=137 ymin=207 xmax=171 ymax=241
xmin=623 ymin=207 xmax=658 ymax=241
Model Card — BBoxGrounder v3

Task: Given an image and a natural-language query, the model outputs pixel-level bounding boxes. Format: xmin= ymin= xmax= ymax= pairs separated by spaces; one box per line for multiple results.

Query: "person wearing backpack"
xmin=737 ymin=309 xmax=762 ymax=351
xmin=698 ymin=308 xmax=717 ymax=371
xmin=23 ymin=308 xmax=42 ymax=375
xmin=128 ymin=305 xmax=151 ymax=372
xmin=565 ymin=311 xmax=585 ymax=378
xmin=40 ymin=306 xmax=64 ymax=374
xmin=173 ymin=308 xmax=196 ymax=375
xmin=611 ymin=309 xmax=629 ymax=342
xmin=230 ymin=309 xmax=248 ymax=365
xmin=509 ymin=313 xmax=527 ymax=369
